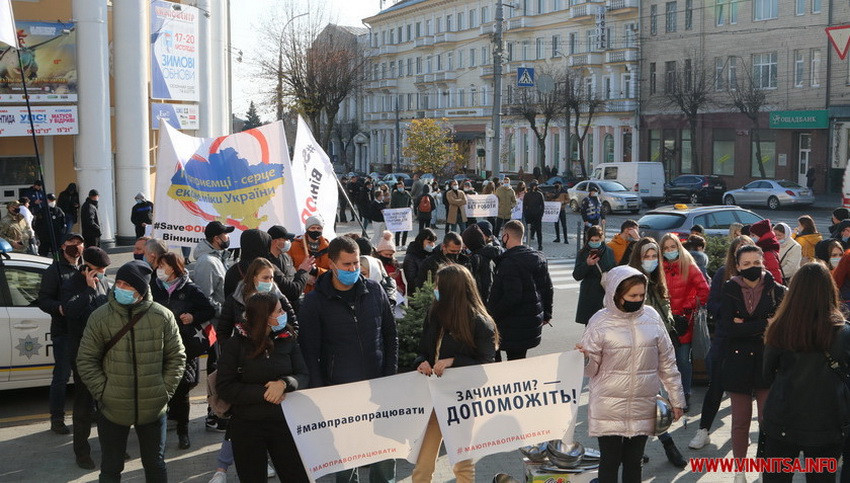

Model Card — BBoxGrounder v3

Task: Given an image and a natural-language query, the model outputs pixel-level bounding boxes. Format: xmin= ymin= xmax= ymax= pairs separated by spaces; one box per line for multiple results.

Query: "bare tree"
xmin=664 ymin=53 xmax=712 ymax=174
xmin=563 ymin=71 xmax=604 ymax=178
xmin=509 ymin=69 xmax=565 ymax=171
xmin=729 ymin=61 xmax=770 ymax=178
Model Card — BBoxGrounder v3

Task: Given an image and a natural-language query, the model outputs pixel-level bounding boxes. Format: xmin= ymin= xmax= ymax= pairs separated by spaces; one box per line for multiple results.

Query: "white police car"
xmin=0 ymin=238 xmax=55 ymax=390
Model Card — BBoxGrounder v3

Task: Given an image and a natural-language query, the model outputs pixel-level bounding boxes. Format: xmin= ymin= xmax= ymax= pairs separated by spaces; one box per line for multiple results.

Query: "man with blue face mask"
xmin=267 ymin=225 xmax=313 ymax=309
xmin=298 ymin=236 xmax=399 ymax=483
xmin=76 ymin=260 xmax=185 ymax=482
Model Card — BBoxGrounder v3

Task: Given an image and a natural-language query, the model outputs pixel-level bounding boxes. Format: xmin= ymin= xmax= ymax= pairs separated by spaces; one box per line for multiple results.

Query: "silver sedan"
xmin=722 ymin=179 xmax=815 ymax=210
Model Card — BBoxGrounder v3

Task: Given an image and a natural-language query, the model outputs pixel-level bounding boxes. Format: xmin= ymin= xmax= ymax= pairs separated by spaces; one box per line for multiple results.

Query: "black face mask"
xmin=622 ymin=300 xmax=644 ymax=313
xmin=219 ymin=238 xmax=231 ymax=250
xmin=307 ymin=230 xmax=322 ymax=240
xmin=378 ymin=255 xmax=393 ymax=264
xmin=739 ymin=266 xmax=762 ymax=282
xmin=133 ymin=253 xmax=145 ymax=261
xmin=445 ymin=253 xmax=458 ymax=262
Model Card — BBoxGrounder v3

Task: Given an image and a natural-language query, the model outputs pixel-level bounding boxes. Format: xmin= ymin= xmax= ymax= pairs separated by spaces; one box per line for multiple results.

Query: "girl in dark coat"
xmin=403 ymin=228 xmax=437 ymax=296
xmin=217 ymin=292 xmax=309 ymax=482
xmin=572 ymin=225 xmax=615 ymax=325
xmin=718 ymin=245 xmax=785 ymax=477
xmin=762 ymin=262 xmax=850 ymax=482
xmin=412 ymin=264 xmax=498 ymax=482
xmin=150 ymin=252 xmax=216 ymax=449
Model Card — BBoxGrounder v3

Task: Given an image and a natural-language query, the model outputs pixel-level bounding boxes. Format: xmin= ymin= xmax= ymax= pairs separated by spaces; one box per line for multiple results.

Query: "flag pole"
xmin=331 ymin=172 xmax=369 ymax=237
xmin=17 ymin=47 xmax=60 ymax=262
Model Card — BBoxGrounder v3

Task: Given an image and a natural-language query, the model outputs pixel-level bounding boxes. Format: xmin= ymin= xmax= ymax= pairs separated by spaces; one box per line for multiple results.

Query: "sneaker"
xmin=689 ymin=428 xmax=711 ymax=449
xmin=662 ymin=439 xmax=687 ymax=468
xmin=76 ymin=455 xmax=96 ymax=470
xmin=267 ymin=463 xmax=276 ymax=478
xmin=205 ymin=413 xmax=218 ymax=430
xmin=51 ymin=421 xmax=70 ymax=435
xmin=208 ymin=470 xmax=227 ymax=483
xmin=734 ymin=472 xmax=747 ymax=483
xmin=553 ymin=238 xmax=561 ymax=242
xmin=214 ymin=418 xmax=229 ymax=432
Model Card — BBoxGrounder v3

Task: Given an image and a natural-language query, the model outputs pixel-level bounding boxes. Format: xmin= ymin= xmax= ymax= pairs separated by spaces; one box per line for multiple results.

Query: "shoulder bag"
xmin=100 ymin=309 xmax=148 ymax=363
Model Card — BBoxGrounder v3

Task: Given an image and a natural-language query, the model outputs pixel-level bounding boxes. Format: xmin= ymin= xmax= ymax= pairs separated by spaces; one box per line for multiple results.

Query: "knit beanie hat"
xmin=116 ymin=260 xmax=152 ymax=297
xmin=476 ymin=220 xmax=494 ymax=238
xmin=355 ymin=236 xmax=373 ymax=257
xmin=82 ymin=247 xmax=111 ymax=268
xmin=375 ymin=231 xmax=396 ymax=253
xmin=462 ymin=224 xmax=486 ymax=252
xmin=750 ymin=219 xmax=773 ymax=238
xmin=304 ymin=215 xmax=324 ymax=230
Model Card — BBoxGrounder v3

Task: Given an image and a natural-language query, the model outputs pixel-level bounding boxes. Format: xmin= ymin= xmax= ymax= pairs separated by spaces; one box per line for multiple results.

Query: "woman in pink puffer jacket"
xmin=577 ymin=265 xmax=686 ymax=482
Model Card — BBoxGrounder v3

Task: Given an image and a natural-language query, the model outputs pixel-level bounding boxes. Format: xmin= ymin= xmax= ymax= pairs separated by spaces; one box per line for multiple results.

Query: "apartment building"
xmin=640 ymin=0 xmax=850 ymax=192
xmin=361 ymin=0 xmax=641 ymax=177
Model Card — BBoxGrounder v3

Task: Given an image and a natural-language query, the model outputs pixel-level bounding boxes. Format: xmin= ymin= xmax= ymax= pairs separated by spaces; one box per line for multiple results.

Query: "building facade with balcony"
xmin=362 ymin=0 xmax=641 ymax=177
xmin=639 ymin=0 xmax=850 ymax=193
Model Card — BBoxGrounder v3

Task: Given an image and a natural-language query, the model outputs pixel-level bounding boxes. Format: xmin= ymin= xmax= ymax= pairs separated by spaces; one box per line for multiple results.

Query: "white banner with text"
xmin=542 ymin=202 xmax=563 ymax=223
xmin=382 ymin=207 xmax=414 ymax=232
xmin=465 ymin=194 xmax=498 ymax=218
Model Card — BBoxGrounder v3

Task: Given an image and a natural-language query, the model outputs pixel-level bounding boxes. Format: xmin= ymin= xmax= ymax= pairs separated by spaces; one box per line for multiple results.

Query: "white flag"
xmin=291 ymin=116 xmax=339 ymax=239
xmin=0 ymin=0 xmax=17 ymax=49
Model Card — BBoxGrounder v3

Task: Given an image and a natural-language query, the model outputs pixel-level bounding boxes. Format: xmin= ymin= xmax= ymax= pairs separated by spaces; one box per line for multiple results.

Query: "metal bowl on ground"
xmin=546 ymin=440 xmax=585 ymax=469
xmin=518 ymin=441 xmax=549 ymax=463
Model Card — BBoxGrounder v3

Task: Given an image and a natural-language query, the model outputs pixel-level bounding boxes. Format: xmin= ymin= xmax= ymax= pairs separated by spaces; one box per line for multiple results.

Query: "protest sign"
xmin=427 ymin=351 xmax=585 ymax=464
xmin=282 ymin=372 xmax=433 ymax=480
xmin=382 ymin=208 xmax=413 ymax=232
xmin=152 ymin=122 xmax=301 ymax=248
xmin=291 ymin=116 xmax=339 ymax=239
xmin=542 ymin=202 xmax=562 ymax=223
xmin=511 ymin=200 xmax=523 ymax=220
xmin=465 ymin=194 xmax=498 ymax=218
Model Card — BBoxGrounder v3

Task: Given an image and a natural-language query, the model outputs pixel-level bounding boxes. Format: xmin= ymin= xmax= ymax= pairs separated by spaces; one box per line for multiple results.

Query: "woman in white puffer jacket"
xmin=577 ymin=265 xmax=686 ymax=483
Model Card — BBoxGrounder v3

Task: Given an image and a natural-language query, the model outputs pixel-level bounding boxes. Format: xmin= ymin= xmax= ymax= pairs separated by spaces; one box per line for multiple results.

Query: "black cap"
xmin=47 ymin=193 xmax=56 ymax=201
xmin=62 ymin=232 xmax=84 ymax=244
xmin=834 ymin=208 xmax=850 ymax=221
xmin=588 ymin=185 xmax=598 ymax=191
xmin=116 ymin=260 xmax=152 ymax=297
xmin=82 ymin=246 xmax=111 ymax=268
xmin=32 ymin=179 xmax=42 ymax=186
xmin=204 ymin=221 xmax=235 ymax=240
xmin=530 ymin=180 xmax=539 ymax=187
xmin=267 ymin=225 xmax=295 ymax=240
xmin=88 ymin=189 xmax=99 ymax=197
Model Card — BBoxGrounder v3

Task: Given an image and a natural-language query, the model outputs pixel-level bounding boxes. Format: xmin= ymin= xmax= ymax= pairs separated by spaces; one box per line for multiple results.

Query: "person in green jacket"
xmin=390 ymin=180 xmax=412 ymax=247
xmin=76 ymin=260 xmax=185 ymax=482
xmin=494 ymin=178 xmax=517 ymax=237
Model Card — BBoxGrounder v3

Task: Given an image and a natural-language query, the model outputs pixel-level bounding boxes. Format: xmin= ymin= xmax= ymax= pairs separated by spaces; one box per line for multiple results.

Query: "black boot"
xmin=177 ymin=425 xmax=190 ymax=450
xmin=663 ymin=439 xmax=687 ymax=468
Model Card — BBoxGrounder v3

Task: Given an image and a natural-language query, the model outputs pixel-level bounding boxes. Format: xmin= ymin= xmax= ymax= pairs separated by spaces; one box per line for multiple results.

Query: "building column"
xmin=631 ymin=125 xmax=640 ymax=163
xmin=211 ymin=0 xmax=230 ymax=134
xmin=527 ymin=128 xmax=537 ymax=173
xmin=114 ymin=0 xmax=151 ymax=243
xmin=73 ymin=0 xmax=116 ymax=245
xmin=614 ymin=125 xmax=623 ymax=164
xmin=514 ymin=128 xmax=522 ymax=172
xmin=558 ymin=127 xmax=567 ymax=175
xmin=43 ymin=137 xmax=55 ymax=195
xmin=197 ymin=0 xmax=213 ymax=137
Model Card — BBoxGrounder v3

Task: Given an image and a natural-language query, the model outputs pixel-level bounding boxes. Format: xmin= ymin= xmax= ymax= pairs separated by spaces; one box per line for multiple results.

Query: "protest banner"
xmin=291 ymin=116 xmax=339 ymax=239
xmin=511 ymin=200 xmax=523 ymax=220
xmin=382 ymin=207 xmax=413 ymax=232
xmin=282 ymin=372 xmax=433 ymax=481
xmin=465 ymin=194 xmax=498 ymax=218
xmin=152 ymin=122 xmax=301 ymax=248
xmin=427 ymin=351 xmax=585 ymax=464
xmin=542 ymin=201 xmax=562 ymax=223
xmin=150 ymin=0 xmax=200 ymax=101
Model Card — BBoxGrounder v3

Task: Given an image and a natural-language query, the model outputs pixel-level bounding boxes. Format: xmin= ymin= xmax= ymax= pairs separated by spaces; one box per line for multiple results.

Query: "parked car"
xmin=0 ymin=240 xmax=55 ymax=390
xmin=723 ymin=179 xmax=815 ymax=210
xmin=664 ymin=175 xmax=727 ymax=205
xmin=382 ymin=172 xmax=413 ymax=188
xmin=590 ymin=162 xmax=665 ymax=207
xmin=368 ymin=172 xmax=384 ymax=183
xmin=568 ymin=180 xmax=642 ymax=215
xmin=453 ymin=173 xmax=486 ymax=192
xmin=638 ymin=205 xmax=764 ymax=241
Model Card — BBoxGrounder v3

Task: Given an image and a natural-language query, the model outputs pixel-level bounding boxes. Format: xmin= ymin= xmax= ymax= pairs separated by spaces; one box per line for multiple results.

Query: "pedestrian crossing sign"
xmin=517 ymin=67 xmax=535 ymax=87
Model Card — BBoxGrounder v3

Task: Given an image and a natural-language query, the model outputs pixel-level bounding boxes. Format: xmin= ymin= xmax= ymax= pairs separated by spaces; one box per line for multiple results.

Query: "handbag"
xmin=691 ymin=302 xmax=711 ymax=360
xmin=207 ymin=345 xmax=243 ymax=418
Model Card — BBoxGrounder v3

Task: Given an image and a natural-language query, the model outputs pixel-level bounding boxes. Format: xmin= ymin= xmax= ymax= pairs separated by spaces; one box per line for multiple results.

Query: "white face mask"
xmin=48 ymin=201 xmax=56 ymax=208
xmin=156 ymin=268 xmax=170 ymax=282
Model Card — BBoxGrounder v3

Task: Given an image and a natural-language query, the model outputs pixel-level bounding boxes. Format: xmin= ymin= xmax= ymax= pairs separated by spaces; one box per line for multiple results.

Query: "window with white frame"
xmin=811 ymin=49 xmax=821 ymax=86
xmin=469 ymin=9 xmax=477 ymax=27
xmin=523 ymin=40 xmax=530 ymax=61
xmin=796 ymin=0 xmax=805 ymax=15
xmin=650 ymin=4 xmax=658 ymax=35
xmin=685 ymin=0 xmax=693 ymax=29
xmin=554 ymin=0 xmax=562 ymax=10
xmin=416 ymin=57 xmax=422 ymax=74
xmin=716 ymin=0 xmax=725 ymax=26
xmin=664 ymin=61 xmax=676 ymax=93
xmin=715 ymin=57 xmax=725 ymax=90
xmin=536 ymin=38 xmax=544 ymax=59
xmin=481 ymin=6 xmax=490 ymax=23
xmin=470 ymin=48 xmax=477 ymax=66
xmin=603 ymin=77 xmax=612 ymax=99
xmin=426 ymin=56 xmax=432 ymax=73
xmin=794 ymin=50 xmax=805 ymax=87
xmin=728 ymin=56 xmax=737 ymax=88
xmin=665 ymin=2 xmax=677 ymax=33
xmin=622 ymin=73 xmax=632 ymax=97
xmin=447 ymin=51 xmax=454 ymax=70
xmin=458 ymin=12 xmax=465 ymax=30
xmin=730 ymin=0 xmax=738 ymax=23
xmin=812 ymin=0 xmax=821 ymax=13
xmin=650 ymin=62 xmax=657 ymax=94
xmin=752 ymin=52 xmax=777 ymax=88
xmin=753 ymin=0 xmax=778 ymax=21
xmin=447 ymin=14 xmax=453 ymax=31
xmin=458 ymin=50 xmax=464 ymax=68
xmin=569 ymin=32 xmax=576 ymax=53
xmin=426 ymin=19 xmax=432 ymax=35
xmin=458 ymin=89 xmax=465 ymax=107
xmin=416 ymin=22 xmax=421 ymax=37
xmin=470 ymin=87 xmax=477 ymax=105
xmin=538 ymin=0 xmax=546 ymax=14
xmin=436 ymin=17 xmax=442 ymax=33
xmin=585 ymin=30 xmax=594 ymax=51
xmin=507 ymin=42 xmax=514 ymax=61
xmin=436 ymin=53 xmax=442 ymax=71
xmin=552 ymin=35 xmax=560 ymax=57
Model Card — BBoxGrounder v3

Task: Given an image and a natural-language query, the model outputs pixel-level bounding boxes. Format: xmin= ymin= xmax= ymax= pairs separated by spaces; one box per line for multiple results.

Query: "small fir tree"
xmin=396 ymin=276 xmax=435 ymax=372
xmin=243 ymin=101 xmax=263 ymax=130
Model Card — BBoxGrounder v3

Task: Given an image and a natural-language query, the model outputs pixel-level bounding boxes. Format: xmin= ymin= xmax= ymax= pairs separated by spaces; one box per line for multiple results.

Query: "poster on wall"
xmin=0 ymin=105 xmax=78 ymax=137
xmin=0 ymin=22 xmax=77 ymax=103
xmin=151 ymin=103 xmax=199 ymax=130
xmin=150 ymin=0 xmax=200 ymax=101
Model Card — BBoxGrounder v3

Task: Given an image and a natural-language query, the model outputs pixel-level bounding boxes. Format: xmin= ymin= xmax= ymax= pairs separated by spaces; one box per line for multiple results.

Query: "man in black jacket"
xmin=523 ymin=180 xmax=545 ymax=251
xmin=414 ymin=231 xmax=469 ymax=289
xmin=36 ymin=232 xmax=84 ymax=434
xmin=33 ymin=193 xmax=66 ymax=256
xmin=61 ymin=246 xmax=111 ymax=469
xmin=80 ymin=189 xmax=101 ymax=247
xmin=266 ymin=225 xmax=313 ymax=309
xmin=298 ymin=236 xmax=398 ymax=482
xmin=488 ymin=220 xmax=554 ymax=361
xmin=130 ymin=192 xmax=154 ymax=238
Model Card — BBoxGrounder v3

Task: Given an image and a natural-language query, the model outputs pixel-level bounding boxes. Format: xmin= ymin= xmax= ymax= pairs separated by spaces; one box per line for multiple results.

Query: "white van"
xmin=591 ymin=162 xmax=665 ymax=207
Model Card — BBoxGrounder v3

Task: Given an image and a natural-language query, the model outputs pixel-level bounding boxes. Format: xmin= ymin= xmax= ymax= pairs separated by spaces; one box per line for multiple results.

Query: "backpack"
xmin=418 ymin=195 xmax=432 ymax=213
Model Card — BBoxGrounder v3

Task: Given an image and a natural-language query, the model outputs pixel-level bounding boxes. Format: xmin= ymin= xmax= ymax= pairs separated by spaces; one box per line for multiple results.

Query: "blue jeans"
xmin=64 ymin=214 xmax=74 ymax=235
xmin=97 ymin=413 xmax=167 ymax=483
xmin=676 ymin=343 xmax=692 ymax=397
xmin=216 ymin=439 xmax=234 ymax=470
xmin=49 ymin=333 xmax=71 ymax=423
xmin=334 ymin=459 xmax=396 ymax=483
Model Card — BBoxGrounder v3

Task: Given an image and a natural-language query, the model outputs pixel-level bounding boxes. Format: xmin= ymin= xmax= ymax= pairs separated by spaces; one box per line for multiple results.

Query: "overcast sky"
xmin=229 ymin=0 xmax=382 ymax=121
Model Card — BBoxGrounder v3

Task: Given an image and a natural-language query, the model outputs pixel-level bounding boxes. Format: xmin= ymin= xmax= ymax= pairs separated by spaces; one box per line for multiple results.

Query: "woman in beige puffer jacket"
xmin=578 ymin=265 xmax=686 ymax=482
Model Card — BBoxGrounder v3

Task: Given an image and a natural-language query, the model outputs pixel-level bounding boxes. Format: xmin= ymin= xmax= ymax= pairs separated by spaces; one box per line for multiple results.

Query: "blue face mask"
xmin=335 ymin=267 xmax=361 ymax=286
xmin=424 ymin=244 xmax=435 ymax=253
xmin=663 ymin=250 xmax=679 ymax=261
xmin=271 ymin=313 xmax=288 ymax=333
xmin=281 ymin=240 xmax=292 ymax=253
xmin=843 ymin=236 xmax=850 ymax=243
xmin=114 ymin=287 xmax=137 ymax=305
xmin=588 ymin=240 xmax=602 ymax=249
xmin=256 ymin=281 xmax=273 ymax=293
xmin=433 ymin=289 xmax=440 ymax=301
xmin=642 ymin=259 xmax=659 ymax=273
xmin=832 ymin=257 xmax=842 ymax=267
